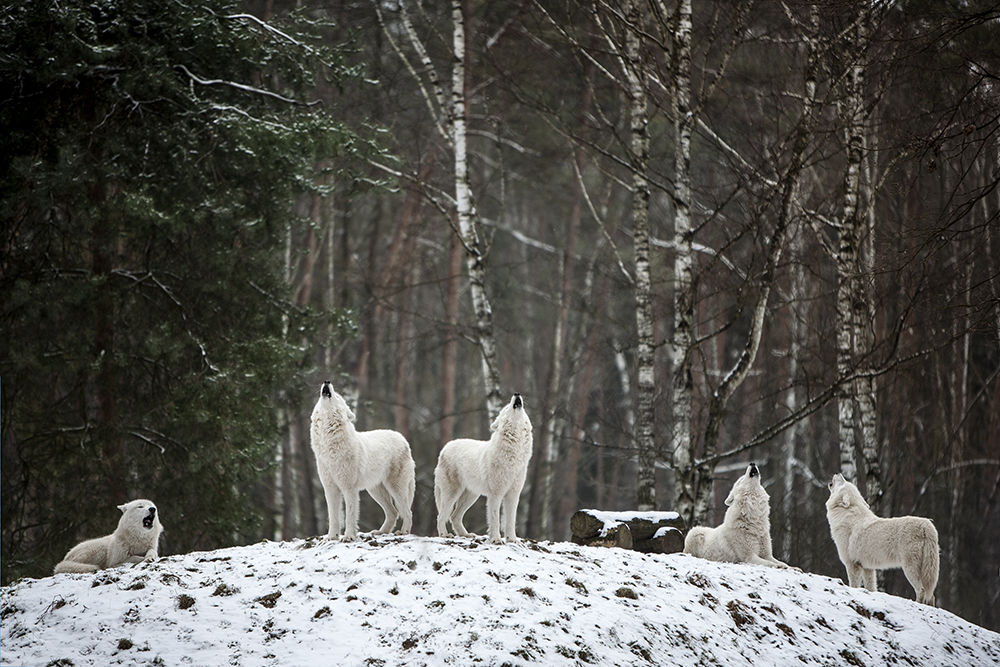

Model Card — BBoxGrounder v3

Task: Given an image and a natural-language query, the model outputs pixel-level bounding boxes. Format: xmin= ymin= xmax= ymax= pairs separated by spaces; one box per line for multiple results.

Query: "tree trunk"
xmin=836 ymin=10 xmax=870 ymax=488
xmin=669 ymin=0 xmax=696 ymax=524
xmin=622 ymin=0 xmax=656 ymax=513
xmin=451 ymin=0 xmax=503 ymax=423
xmin=780 ymin=231 xmax=807 ymax=561
xmin=440 ymin=231 xmax=463 ymax=449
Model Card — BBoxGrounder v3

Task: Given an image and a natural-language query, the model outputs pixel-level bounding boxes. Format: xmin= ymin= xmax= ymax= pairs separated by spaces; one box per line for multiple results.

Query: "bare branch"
xmin=175 ymin=65 xmax=320 ymax=107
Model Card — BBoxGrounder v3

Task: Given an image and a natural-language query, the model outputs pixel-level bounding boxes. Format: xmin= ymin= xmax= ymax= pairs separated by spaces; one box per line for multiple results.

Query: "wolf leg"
xmin=486 ymin=494 xmax=503 ymax=544
xmin=368 ymin=483 xmax=397 ymax=535
xmin=387 ymin=469 xmax=414 ymax=534
xmin=342 ymin=491 xmax=361 ymax=541
xmin=322 ymin=485 xmax=343 ymax=539
xmin=846 ymin=562 xmax=865 ymax=588
xmin=452 ymin=490 xmax=479 ymax=537
xmin=502 ymin=487 xmax=521 ymax=543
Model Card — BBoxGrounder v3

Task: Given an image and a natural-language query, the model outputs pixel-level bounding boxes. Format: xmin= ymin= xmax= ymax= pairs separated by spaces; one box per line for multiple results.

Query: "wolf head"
xmin=490 ymin=393 xmax=531 ymax=433
xmin=117 ymin=500 xmax=162 ymax=533
xmin=312 ymin=381 xmax=357 ymax=424
xmin=826 ymin=473 xmax=868 ymax=512
xmin=725 ymin=463 xmax=763 ymax=507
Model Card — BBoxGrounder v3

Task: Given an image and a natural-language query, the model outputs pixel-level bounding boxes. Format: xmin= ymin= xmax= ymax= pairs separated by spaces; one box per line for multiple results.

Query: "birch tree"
xmin=375 ymin=0 xmax=504 ymax=423
xmin=666 ymin=0 xmax=697 ymax=523
xmin=835 ymin=7 xmax=882 ymax=506
xmin=622 ymin=0 xmax=658 ymax=512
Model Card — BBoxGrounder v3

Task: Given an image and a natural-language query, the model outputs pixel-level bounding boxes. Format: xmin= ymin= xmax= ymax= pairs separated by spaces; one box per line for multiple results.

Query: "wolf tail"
xmin=53 ymin=560 xmax=100 ymax=575
xmin=918 ymin=520 xmax=940 ymax=606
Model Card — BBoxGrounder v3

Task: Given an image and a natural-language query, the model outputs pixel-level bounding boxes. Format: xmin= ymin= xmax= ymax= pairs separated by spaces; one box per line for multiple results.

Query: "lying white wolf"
xmin=684 ymin=463 xmax=794 ymax=569
xmin=435 ymin=393 xmax=533 ymax=544
xmin=310 ymin=381 xmax=415 ymax=541
xmin=826 ymin=473 xmax=939 ymax=605
xmin=54 ymin=500 xmax=162 ymax=574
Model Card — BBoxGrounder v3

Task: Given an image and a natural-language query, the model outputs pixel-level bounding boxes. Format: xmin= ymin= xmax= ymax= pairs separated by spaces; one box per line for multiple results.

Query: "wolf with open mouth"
xmin=54 ymin=500 xmax=163 ymax=574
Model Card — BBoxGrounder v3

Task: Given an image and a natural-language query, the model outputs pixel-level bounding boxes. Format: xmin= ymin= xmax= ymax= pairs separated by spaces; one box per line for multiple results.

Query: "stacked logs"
xmin=570 ymin=510 xmax=687 ymax=555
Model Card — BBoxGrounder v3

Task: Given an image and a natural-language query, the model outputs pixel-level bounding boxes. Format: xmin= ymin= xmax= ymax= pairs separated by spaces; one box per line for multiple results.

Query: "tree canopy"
xmin=0 ymin=0 xmax=378 ymax=581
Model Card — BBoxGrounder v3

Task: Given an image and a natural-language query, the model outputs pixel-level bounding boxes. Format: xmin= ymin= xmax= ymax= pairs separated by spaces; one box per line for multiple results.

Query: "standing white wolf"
xmin=684 ymin=463 xmax=794 ymax=569
xmin=435 ymin=393 xmax=533 ymax=544
xmin=826 ymin=473 xmax=939 ymax=605
xmin=310 ymin=381 xmax=415 ymax=541
xmin=53 ymin=500 xmax=162 ymax=574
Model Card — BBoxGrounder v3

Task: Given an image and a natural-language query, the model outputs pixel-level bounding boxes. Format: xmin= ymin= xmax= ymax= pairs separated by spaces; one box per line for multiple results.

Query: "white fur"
xmin=826 ymin=473 xmax=939 ymax=605
xmin=309 ymin=382 xmax=415 ymax=541
xmin=684 ymin=464 xmax=793 ymax=569
xmin=54 ymin=500 xmax=162 ymax=574
xmin=435 ymin=393 xmax=533 ymax=544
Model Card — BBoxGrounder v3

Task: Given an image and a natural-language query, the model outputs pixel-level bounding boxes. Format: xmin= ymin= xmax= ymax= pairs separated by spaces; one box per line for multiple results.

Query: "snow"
xmin=652 ymin=526 xmax=681 ymax=539
xmin=577 ymin=509 xmax=680 ymax=538
xmin=2 ymin=535 xmax=998 ymax=667
xmin=582 ymin=510 xmax=680 ymax=524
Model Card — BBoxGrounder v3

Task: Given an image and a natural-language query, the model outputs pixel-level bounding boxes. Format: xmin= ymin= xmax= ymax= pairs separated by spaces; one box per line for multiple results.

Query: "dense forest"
xmin=3 ymin=0 xmax=998 ymax=632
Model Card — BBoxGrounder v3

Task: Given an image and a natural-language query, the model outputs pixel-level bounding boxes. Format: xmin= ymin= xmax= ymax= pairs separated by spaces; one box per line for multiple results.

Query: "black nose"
xmin=513 ymin=393 xmax=522 ymax=409
xmin=322 ymin=381 xmax=332 ymax=397
xmin=749 ymin=463 xmax=759 ymax=477
xmin=148 ymin=507 xmax=156 ymax=515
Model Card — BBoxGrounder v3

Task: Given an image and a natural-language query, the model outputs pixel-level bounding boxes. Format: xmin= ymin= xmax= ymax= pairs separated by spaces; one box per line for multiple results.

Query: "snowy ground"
xmin=2 ymin=535 xmax=998 ymax=667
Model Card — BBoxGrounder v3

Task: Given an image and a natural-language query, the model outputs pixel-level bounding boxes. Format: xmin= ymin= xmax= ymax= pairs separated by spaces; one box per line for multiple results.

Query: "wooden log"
xmin=632 ymin=527 xmax=684 ymax=555
xmin=571 ymin=510 xmax=686 ymax=541
xmin=570 ymin=522 xmax=633 ymax=550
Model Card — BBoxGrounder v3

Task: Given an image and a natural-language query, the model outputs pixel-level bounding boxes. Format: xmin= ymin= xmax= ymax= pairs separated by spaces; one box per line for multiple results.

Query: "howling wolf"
xmin=435 ymin=393 xmax=533 ymax=544
xmin=310 ymin=381 xmax=415 ymax=541
xmin=826 ymin=473 xmax=939 ymax=605
xmin=54 ymin=500 xmax=162 ymax=574
xmin=684 ymin=463 xmax=794 ymax=569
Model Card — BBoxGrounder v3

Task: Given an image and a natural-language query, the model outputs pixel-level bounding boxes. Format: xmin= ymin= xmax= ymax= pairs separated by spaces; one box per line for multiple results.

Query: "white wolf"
xmin=826 ymin=473 xmax=939 ymax=605
xmin=54 ymin=500 xmax=162 ymax=574
xmin=684 ymin=463 xmax=794 ymax=569
xmin=310 ymin=381 xmax=415 ymax=541
xmin=435 ymin=393 xmax=533 ymax=544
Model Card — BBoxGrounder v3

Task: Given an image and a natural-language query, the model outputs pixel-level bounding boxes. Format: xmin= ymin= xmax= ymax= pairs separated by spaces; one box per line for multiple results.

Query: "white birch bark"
xmin=622 ymin=0 xmax=657 ymax=512
xmin=669 ymin=0 xmax=696 ymax=523
xmin=451 ymin=0 xmax=503 ymax=421
xmin=837 ymin=11 xmax=870 ymax=488
xmin=858 ymin=117 xmax=881 ymax=507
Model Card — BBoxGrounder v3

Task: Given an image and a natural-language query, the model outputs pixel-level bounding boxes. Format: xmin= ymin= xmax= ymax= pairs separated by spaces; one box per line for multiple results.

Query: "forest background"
xmin=2 ymin=0 xmax=998 ymax=633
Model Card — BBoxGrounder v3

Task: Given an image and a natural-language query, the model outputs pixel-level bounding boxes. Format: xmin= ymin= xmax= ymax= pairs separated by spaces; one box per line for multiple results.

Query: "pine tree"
xmin=0 ymin=0 xmax=379 ymax=581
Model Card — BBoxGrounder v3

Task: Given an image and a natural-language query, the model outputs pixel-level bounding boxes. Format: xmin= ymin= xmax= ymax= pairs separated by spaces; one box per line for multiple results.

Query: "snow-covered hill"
xmin=2 ymin=535 xmax=997 ymax=667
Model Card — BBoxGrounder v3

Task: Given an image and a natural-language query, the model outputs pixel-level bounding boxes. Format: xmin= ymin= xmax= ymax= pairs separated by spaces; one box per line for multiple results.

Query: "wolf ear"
xmin=489 ymin=406 xmax=507 ymax=432
xmin=118 ymin=504 xmax=127 ymax=513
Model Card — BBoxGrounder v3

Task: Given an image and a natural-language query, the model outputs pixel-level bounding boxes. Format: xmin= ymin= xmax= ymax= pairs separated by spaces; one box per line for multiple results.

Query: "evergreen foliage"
xmin=0 ymin=0 xmax=377 ymax=582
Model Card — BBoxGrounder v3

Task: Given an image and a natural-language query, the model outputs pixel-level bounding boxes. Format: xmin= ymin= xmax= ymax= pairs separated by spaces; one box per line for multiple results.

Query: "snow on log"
xmin=570 ymin=510 xmax=686 ymax=554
